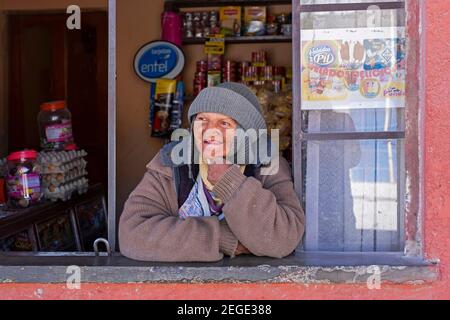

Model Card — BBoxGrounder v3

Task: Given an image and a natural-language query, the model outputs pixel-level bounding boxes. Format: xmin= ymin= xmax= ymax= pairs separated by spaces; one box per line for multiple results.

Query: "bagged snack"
xmin=219 ymin=6 xmax=241 ymax=36
xmin=207 ymin=53 xmax=223 ymax=71
xmin=243 ymin=6 xmax=267 ymax=36
xmin=207 ymin=71 xmax=222 ymax=87
xmin=170 ymin=82 xmax=185 ymax=131
xmin=151 ymin=79 xmax=177 ymax=138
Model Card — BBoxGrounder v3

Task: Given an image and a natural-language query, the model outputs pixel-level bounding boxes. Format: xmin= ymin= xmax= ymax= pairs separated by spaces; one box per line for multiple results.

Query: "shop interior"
xmin=0 ymin=1 xmax=108 ymax=252
xmin=0 ymin=0 xmax=408 ymax=256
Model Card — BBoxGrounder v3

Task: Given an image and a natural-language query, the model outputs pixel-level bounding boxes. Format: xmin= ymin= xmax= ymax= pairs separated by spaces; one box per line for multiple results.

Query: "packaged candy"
xmin=219 ymin=6 xmax=241 ymax=36
xmin=6 ymin=150 xmax=42 ymax=208
xmin=244 ymin=6 xmax=267 ymax=36
xmin=38 ymin=101 xmax=74 ymax=151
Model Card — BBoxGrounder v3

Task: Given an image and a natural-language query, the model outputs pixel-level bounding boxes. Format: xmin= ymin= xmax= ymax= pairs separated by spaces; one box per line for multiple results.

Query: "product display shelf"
xmin=165 ymin=0 xmax=292 ymax=11
xmin=183 ymin=34 xmax=292 ymax=45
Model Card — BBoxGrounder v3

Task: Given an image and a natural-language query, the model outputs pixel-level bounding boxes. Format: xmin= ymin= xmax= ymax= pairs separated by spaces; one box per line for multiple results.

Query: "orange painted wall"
xmin=0 ymin=0 xmax=449 ymax=300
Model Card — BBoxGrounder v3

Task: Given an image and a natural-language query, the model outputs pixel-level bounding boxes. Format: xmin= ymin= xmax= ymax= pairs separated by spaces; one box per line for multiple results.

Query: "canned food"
xmin=193 ymin=81 xmax=206 ymax=97
xmin=243 ymin=66 xmax=259 ymax=81
xmin=260 ymin=66 xmax=274 ymax=81
xmin=196 ymin=60 xmax=208 ymax=72
xmin=251 ymin=51 xmax=267 ymax=66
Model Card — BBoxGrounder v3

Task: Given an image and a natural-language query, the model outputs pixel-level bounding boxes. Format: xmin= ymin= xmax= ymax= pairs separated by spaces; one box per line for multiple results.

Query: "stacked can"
xmin=238 ymin=61 xmax=250 ymax=83
xmin=222 ymin=61 xmax=239 ymax=82
xmin=193 ymin=12 xmax=202 ymax=38
xmin=183 ymin=12 xmax=194 ymax=38
xmin=274 ymin=66 xmax=287 ymax=90
xmin=193 ymin=60 xmax=208 ymax=96
xmin=251 ymin=51 xmax=268 ymax=67
xmin=260 ymin=66 xmax=274 ymax=81
xmin=183 ymin=10 xmax=220 ymax=39
xmin=274 ymin=66 xmax=286 ymax=80
xmin=243 ymin=66 xmax=259 ymax=82
xmin=209 ymin=11 xmax=220 ymax=36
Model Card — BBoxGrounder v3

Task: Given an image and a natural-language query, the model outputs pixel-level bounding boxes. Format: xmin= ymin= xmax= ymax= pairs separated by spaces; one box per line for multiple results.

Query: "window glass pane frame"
xmin=292 ymin=0 xmax=422 ymax=255
xmin=0 ymin=0 xmax=426 ymax=274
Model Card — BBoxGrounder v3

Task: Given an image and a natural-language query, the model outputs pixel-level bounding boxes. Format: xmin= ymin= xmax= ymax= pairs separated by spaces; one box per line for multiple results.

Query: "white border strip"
xmin=107 ymin=0 xmax=117 ymax=252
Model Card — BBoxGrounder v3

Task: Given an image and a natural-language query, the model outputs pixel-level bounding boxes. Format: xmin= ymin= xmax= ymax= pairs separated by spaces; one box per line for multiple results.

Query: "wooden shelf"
xmin=165 ymin=0 xmax=292 ymax=11
xmin=182 ymin=35 xmax=292 ymax=45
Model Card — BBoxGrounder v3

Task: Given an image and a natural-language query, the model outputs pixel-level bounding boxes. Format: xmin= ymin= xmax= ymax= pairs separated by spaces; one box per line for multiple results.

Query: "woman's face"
xmin=193 ymin=112 xmax=238 ymax=161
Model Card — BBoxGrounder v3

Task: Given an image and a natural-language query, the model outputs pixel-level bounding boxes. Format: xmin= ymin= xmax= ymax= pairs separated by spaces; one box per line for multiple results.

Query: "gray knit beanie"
xmin=217 ymin=82 xmax=264 ymax=117
xmin=188 ymin=84 xmax=267 ymax=130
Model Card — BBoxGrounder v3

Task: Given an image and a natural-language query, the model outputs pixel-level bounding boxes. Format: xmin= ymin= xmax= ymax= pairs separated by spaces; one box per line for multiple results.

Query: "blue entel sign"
xmin=134 ymin=41 xmax=185 ymax=83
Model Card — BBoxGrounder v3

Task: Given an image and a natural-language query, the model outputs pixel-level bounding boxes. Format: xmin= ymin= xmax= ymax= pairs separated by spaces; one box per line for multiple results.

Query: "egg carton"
xmin=38 ymin=150 xmax=88 ymax=174
xmin=41 ymin=169 xmax=88 ymax=188
xmin=40 ymin=158 xmax=87 ymax=175
xmin=44 ymin=177 xmax=89 ymax=202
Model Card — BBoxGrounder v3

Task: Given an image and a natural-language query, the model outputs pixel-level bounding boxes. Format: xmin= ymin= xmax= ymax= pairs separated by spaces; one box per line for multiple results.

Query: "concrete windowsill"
xmin=0 ymin=251 xmax=439 ymax=284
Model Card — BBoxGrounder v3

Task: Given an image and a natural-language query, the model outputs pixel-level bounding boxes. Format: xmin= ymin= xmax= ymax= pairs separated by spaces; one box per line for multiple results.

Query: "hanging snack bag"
xmin=151 ymin=79 xmax=177 ymax=138
xmin=170 ymin=81 xmax=185 ymax=131
xmin=243 ymin=6 xmax=267 ymax=36
xmin=219 ymin=6 xmax=241 ymax=37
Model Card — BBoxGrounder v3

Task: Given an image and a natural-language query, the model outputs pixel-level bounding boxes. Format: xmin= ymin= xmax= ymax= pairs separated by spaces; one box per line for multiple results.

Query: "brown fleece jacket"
xmin=118 ymin=151 xmax=305 ymax=262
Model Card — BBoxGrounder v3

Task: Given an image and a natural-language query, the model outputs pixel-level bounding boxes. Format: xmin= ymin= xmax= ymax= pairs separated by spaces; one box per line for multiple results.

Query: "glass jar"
xmin=38 ymin=101 xmax=74 ymax=151
xmin=6 ymin=150 xmax=42 ymax=208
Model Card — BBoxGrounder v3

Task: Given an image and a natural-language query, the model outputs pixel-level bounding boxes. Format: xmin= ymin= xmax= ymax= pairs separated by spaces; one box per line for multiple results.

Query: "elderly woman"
xmin=119 ymin=82 xmax=305 ymax=262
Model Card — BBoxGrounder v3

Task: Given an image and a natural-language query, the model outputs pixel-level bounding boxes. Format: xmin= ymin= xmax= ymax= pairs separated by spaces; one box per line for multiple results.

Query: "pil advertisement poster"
xmin=301 ymin=27 xmax=406 ymax=110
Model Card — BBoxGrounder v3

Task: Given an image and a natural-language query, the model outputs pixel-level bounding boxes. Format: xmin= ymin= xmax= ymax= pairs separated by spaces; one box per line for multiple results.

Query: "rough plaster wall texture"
xmin=0 ymin=283 xmax=442 ymax=300
xmin=116 ymin=0 xmax=165 ymax=214
xmin=423 ymin=0 xmax=450 ymax=286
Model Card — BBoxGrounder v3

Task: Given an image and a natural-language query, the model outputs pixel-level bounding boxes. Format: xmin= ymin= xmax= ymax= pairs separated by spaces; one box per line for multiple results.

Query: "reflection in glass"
xmin=302 ymin=108 xmax=405 ymax=132
xmin=303 ymin=139 xmax=404 ymax=251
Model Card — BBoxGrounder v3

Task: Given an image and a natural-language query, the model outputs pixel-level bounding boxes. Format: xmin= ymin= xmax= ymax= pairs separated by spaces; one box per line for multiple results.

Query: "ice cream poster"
xmin=301 ymin=27 xmax=406 ymax=110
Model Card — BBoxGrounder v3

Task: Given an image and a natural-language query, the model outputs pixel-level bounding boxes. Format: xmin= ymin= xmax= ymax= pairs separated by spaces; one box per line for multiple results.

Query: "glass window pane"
xmin=302 ymin=139 xmax=405 ymax=252
xmin=301 ymin=0 xmax=404 ymax=4
xmin=302 ymin=108 xmax=405 ymax=132
xmin=301 ymin=9 xmax=405 ymax=30
xmin=300 ymin=8 xmax=406 ymax=133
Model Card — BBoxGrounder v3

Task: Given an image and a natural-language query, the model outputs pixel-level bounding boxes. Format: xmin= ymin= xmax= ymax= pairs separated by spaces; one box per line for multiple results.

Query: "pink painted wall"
xmin=0 ymin=0 xmax=449 ymax=300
